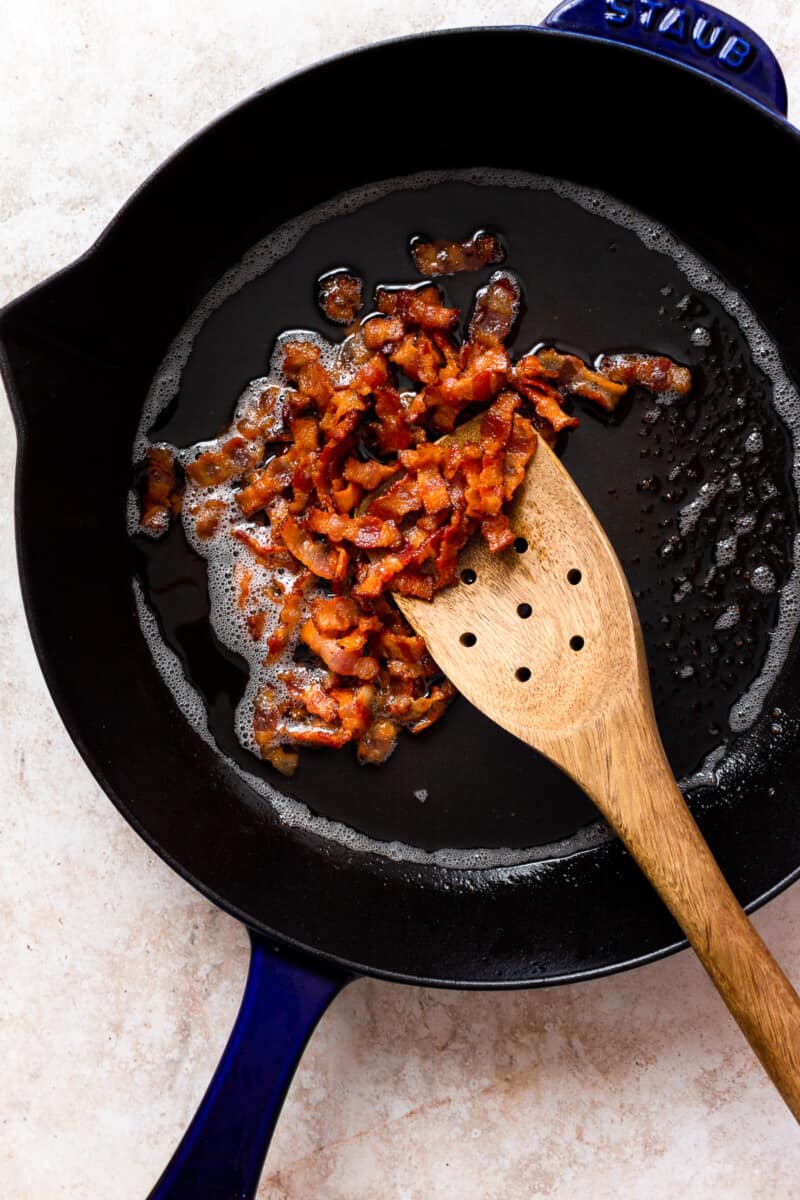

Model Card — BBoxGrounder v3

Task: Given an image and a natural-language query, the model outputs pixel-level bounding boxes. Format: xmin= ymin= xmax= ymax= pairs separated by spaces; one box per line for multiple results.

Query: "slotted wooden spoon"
xmin=396 ymin=430 xmax=800 ymax=1118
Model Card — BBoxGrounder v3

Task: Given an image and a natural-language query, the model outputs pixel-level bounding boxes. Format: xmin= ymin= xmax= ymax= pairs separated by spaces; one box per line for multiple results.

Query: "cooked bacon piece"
xmin=187 ymin=436 xmax=260 ymax=488
xmin=405 ymin=681 xmax=457 ymax=733
xmin=300 ymin=619 xmax=379 ymax=680
xmin=357 ymin=718 xmax=399 ymax=765
xmin=247 ymin=611 xmax=267 ymax=640
xmin=281 ymin=670 xmax=339 ymax=724
xmin=263 ymin=745 xmax=300 ymax=776
xmin=332 ymin=480 xmax=362 ymax=514
xmin=311 ymin=596 xmax=359 ymax=635
xmin=343 ymin=456 xmax=399 ymax=489
xmin=236 ymin=454 xmax=294 ymax=516
xmin=376 ymin=285 xmax=459 ymax=331
xmin=333 ymin=685 xmax=375 ymax=738
xmin=468 ymin=270 xmax=521 ymax=348
xmin=192 ymin=498 xmax=227 ymax=540
xmin=236 ymin=418 xmax=319 ymax=517
xmin=372 ymin=386 xmax=414 ymax=454
xmin=480 ymin=390 xmax=520 ymax=455
xmin=390 ymin=331 xmax=443 ymax=386
xmin=411 ymin=230 xmax=504 ymax=277
xmin=503 ymin=415 xmax=538 ymax=501
xmin=365 ymin=472 xmax=422 ymax=521
xmin=318 ymin=272 xmax=363 ymax=325
xmin=433 ymin=345 xmax=509 ymax=409
xmin=363 ymin=316 xmax=405 ymax=351
xmin=140 ymin=446 xmax=182 ymax=534
xmin=353 ymin=530 xmax=439 ymax=599
xmin=281 ymin=340 xmax=334 ymax=406
xmin=319 ymin=388 xmax=366 ymax=433
xmin=344 ymin=355 xmax=386 ymax=399
xmin=285 ymin=722 xmax=351 ymax=748
xmin=481 ymin=513 xmax=515 ymax=553
xmin=597 ymin=352 xmax=692 ymax=397
xmin=253 ymin=685 xmax=299 ymax=775
xmin=267 ymin=571 xmax=312 ymax=659
xmin=513 ymin=355 xmax=580 ymax=433
xmin=306 ymin=508 xmax=402 ymax=549
xmin=230 ymin=524 xmax=296 ymax=570
xmin=390 ymin=571 xmax=436 ymax=600
xmin=434 ymin=511 xmax=473 ymax=589
xmin=278 ymin=516 xmax=348 ymax=580
xmin=532 ymin=347 xmax=628 ymax=412
xmin=236 ymin=384 xmax=289 ymax=441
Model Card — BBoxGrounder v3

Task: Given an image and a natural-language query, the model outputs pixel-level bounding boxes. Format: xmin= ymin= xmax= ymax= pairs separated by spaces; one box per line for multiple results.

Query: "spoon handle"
xmin=584 ymin=717 xmax=800 ymax=1121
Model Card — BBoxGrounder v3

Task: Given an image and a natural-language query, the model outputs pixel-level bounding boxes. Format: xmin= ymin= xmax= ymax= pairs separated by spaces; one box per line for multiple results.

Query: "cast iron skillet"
xmin=3 ymin=3 xmax=800 ymax=1196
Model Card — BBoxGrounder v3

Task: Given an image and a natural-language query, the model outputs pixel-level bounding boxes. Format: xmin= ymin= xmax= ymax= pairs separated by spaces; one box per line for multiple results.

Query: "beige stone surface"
xmin=2 ymin=2 xmax=800 ymax=1196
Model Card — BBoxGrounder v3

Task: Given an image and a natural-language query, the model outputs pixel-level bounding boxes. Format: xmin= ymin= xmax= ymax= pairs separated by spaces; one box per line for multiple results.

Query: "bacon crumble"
xmin=140 ymin=249 xmax=692 ymax=775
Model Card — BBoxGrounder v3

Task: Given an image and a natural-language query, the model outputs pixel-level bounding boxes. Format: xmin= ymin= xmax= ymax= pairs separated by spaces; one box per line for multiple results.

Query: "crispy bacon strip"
xmin=411 ymin=230 xmax=504 ymax=277
xmin=597 ymin=352 xmax=692 ymax=397
xmin=468 ymin=271 xmax=521 ymax=348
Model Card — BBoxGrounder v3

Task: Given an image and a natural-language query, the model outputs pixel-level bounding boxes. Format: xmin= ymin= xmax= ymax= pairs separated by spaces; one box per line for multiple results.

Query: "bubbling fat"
xmin=131 ymin=168 xmax=800 ymax=865
xmin=176 ymin=331 xmax=342 ymax=762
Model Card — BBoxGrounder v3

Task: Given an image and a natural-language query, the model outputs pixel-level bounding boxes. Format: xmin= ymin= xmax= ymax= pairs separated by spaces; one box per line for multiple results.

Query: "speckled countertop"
xmin=3 ymin=2 xmax=800 ymax=1197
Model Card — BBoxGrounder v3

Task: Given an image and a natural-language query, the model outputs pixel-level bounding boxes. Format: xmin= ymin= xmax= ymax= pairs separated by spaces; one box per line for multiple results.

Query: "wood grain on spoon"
xmin=396 ymin=429 xmax=800 ymax=1120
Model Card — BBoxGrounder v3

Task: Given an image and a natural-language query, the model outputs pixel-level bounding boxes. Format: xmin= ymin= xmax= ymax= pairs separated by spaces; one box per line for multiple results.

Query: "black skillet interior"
xmin=4 ymin=28 xmax=800 ymax=986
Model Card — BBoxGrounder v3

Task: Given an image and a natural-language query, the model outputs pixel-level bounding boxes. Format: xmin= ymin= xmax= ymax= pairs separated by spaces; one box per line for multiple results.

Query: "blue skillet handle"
xmin=147 ymin=930 xmax=349 ymax=1200
xmin=543 ymin=0 xmax=788 ymax=116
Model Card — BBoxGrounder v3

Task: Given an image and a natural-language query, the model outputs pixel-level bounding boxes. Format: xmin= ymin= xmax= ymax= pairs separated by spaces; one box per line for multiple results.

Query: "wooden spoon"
xmin=396 ymin=431 xmax=800 ymax=1119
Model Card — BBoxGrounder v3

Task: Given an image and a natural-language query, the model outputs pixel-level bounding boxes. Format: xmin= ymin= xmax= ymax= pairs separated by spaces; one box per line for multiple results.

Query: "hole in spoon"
xmin=460 ymin=568 xmax=477 ymax=585
xmin=460 ymin=632 xmax=477 ymax=647
xmin=570 ymin=635 xmax=585 ymax=651
xmin=515 ymin=667 xmax=531 ymax=682
xmin=567 ymin=568 xmax=582 ymax=585
xmin=516 ymin=603 xmax=532 ymax=619
xmin=513 ymin=537 xmax=528 ymax=554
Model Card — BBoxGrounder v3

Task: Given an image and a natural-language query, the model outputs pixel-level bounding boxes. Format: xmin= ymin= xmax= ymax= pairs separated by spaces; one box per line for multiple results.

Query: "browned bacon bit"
xmin=236 ymin=384 xmax=289 ymax=441
xmin=310 ymin=595 xmax=359 ymax=634
xmin=377 ymin=285 xmax=459 ymax=331
xmin=343 ymin=456 xmax=399 ymax=489
xmin=411 ymin=230 xmax=505 ymax=277
xmin=281 ymin=670 xmax=339 ymax=724
xmin=187 ymin=436 xmax=262 ymax=488
xmin=468 ymin=270 xmax=521 ymax=349
xmin=318 ymin=271 xmax=363 ymax=325
xmin=390 ymin=331 xmax=442 ymax=385
xmin=247 ymin=611 xmax=268 ymax=640
xmin=597 ymin=352 xmax=693 ymax=397
xmin=363 ymin=315 xmax=405 ymax=351
xmin=267 ymin=572 xmax=313 ymax=660
xmin=300 ymin=619 xmax=379 ymax=681
xmin=357 ymin=717 xmax=400 ymax=765
xmin=530 ymin=347 xmax=628 ymax=413
xmin=279 ymin=515 xmax=349 ymax=580
xmin=192 ymin=498 xmax=228 ymax=540
xmin=162 ymin=241 xmax=693 ymax=777
xmin=512 ymin=355 xmax=580 ymax=433
xmin=334 ymin=686 xmax=375 ymax=739
xmin=306 ymin=508 xmax=402 ymax=549
xmin=140 ymin=447 xmax=182 ymax=534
